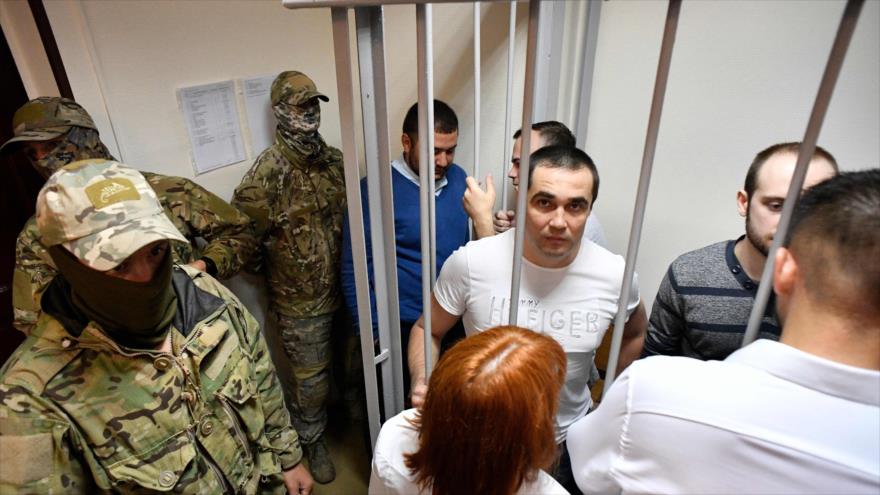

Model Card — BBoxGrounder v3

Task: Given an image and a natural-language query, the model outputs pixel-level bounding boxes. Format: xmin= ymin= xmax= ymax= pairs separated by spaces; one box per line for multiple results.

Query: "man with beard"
xmin=2 ymin=97 xmax=257 ymax=334
xmin=340 ymin=100 xmax=469 ymax=399
xmin=641 ymin=142 xmax=837 ymax=360
xmin=0 ymin=160 xmax=312 ymax=494
xmin=568 ymin=169 xmax=879 ymax=493
xmin=232 ymin=71 xmax=345 ymax=483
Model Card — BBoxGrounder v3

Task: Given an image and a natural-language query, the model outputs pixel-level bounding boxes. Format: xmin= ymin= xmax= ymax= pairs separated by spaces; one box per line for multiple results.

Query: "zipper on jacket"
xmin=218 ymin=394 xmax=253 ymax=460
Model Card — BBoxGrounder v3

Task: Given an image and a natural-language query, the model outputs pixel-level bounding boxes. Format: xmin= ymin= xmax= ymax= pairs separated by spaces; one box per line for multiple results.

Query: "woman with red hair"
xmin=369 ymin=325 xmax=569 ymax=495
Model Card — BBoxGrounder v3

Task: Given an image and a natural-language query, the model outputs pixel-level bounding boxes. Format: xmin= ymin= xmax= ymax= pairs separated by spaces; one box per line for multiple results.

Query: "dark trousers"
xmin=553 ymin=439 xmax=583 ymax=495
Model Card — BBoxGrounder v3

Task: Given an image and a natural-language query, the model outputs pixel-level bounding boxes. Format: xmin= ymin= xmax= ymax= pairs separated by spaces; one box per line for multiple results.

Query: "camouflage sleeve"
xmin=240 ymin=300 xmax=304 ymax=469
xmin=12 ymin=217 xmax=57 ymax=334
xmin=0 ymin=387 xmax=96 ymax=493
xmin=151 ymin=175 xmax=258 ymax=279
xmin=231 ymin=152 xmax=280 ymax=274
xmin=199 ymin=270 xmax=303 ymax=469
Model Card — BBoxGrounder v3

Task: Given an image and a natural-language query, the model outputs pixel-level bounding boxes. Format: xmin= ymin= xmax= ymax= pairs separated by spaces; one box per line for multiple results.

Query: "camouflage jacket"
xmin=12 ymin=172 xmax=257 ymax=334
xmin=232 ymin=139 xmax=346 ymax=318
xmin=0 ymin=265 xmax=301 ymax=493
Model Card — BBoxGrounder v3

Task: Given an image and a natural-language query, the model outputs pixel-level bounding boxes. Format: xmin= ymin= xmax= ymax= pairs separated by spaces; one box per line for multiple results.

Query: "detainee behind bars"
xmin=642 ymin=142 xmax=838 ymax=360
xmin=409 ymin=145 xmax=648 ymax=494
xmin=463 ymin=120 xmax=607 ymax=247
xmin=568 ymin=169 xmax=880 ymax=494
xmin=341 ymin=100 xmax=470 ymax=401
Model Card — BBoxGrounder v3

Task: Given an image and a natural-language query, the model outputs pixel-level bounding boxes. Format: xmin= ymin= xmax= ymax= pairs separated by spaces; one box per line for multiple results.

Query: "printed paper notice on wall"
xmin=242 ymin=74 xmax=279 ymax=155
xmin=178 ymin=80 xmax=246 ymax=174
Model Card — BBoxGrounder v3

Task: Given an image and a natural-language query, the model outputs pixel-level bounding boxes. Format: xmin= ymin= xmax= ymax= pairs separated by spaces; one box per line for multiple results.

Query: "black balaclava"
xmin=48 ymin=245 xmax=177 ymax=349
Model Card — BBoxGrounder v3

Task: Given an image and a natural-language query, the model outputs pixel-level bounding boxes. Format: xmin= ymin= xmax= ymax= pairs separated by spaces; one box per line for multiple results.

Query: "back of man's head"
xmin=745 ymin=142 xmax=839 ymax=199
xmin=402 ymin=100 xmax=458 ymax=143
xmin=784 ymin=169 xmax=880 ymax=321
xmin=528 ymin=145 xmax=599 ymax=204
xmin=513 ymin=121 xmax=576 ymax=148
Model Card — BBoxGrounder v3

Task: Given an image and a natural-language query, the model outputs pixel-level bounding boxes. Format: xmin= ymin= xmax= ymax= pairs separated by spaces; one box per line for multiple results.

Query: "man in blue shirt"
xmin=341 ymin=100 xmax=469 ymax=398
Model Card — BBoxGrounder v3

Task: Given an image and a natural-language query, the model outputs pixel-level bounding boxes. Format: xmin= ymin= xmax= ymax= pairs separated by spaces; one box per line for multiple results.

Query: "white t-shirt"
xmin=567 ymin=340 xmax=880 ymax=494
xmin=369 ymin=409 xmax=568 ymax=495
xmin=434 ymin=229 xmax=640 ymax=442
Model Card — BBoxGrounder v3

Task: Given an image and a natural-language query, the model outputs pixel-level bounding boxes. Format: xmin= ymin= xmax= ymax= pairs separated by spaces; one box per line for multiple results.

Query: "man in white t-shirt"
xmin=568 ymin=169 xmax=880 ymax=494
xmin=462 ymin=121 xmax=607 ymax=245
xmin=409 ymin=145 xmax=648 ymax=493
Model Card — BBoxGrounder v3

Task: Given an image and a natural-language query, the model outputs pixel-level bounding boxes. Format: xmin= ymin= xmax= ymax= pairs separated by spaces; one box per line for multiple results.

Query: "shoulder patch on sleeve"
xmin=0 ymin=433 xmax=53 ymax=484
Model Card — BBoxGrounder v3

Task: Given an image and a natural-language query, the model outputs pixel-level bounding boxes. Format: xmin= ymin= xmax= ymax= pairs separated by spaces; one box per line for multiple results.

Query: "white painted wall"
xmin=0 ymin=0 xmax=59 ymax=97
xmin=40 ymin=0 xmax=526 ymax=201
xmin=12 ymin=0 xmax=880 ymax=317
xmin=581 ymin=0 xmax=879 ymax=313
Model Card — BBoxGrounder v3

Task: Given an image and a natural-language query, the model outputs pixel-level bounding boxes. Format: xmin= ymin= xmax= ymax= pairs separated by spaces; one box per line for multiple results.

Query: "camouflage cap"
xmin=1 ymin=97 xmax=98 ymax=153
xmin=270 ymin=71 xmax=329 ymax=106
xmin=36 ymin=159 xmax=188 ymax=271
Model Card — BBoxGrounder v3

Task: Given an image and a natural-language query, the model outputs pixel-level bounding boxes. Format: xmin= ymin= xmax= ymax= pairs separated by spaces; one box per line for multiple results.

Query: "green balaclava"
xmin=29 ymin=127 xmax=114 ymax=179
xmin=270 ymin=71 xmax=329 ymax=158
xmin=48 ymin=245 xmax=177 ymax=349
xmin=274 ymin=98 xmax=326 ymax=158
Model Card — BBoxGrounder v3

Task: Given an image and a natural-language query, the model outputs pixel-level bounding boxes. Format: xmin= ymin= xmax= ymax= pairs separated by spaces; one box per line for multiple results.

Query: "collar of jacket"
xmin=275 ymin=131 xmax=332 ymax=167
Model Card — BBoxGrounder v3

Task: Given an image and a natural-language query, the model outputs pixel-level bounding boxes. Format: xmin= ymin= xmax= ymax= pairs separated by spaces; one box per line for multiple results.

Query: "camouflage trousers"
xmin=275 ymin=312 xmax=333 ymax=445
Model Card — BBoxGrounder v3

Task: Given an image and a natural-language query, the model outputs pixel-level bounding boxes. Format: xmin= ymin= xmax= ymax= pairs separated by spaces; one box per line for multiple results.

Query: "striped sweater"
xmin=642 ymin=237 xmax=780 ymax=360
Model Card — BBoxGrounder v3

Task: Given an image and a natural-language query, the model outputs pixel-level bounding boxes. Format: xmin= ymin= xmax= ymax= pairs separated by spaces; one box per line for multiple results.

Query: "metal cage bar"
xmin=473 ymin=2 xmax=481 ymax=181
xmin=501 ymin=0 xmax=516 ymax=211
xmin=286 ymin=0 xmax=506 ymax=6
xmin=574 ymin=0 xmax=602 ymax=147
xmin=416 ymin=3 xmax=437 ymax=381
xmin=354 ymin=6 xmax=406 ymax=415
xmin=508 ymin=0 xmax=541 ymax=324
xmin=330 ymin=6 xmax=382 ymax=446
xmin=603 ymin=0 xmax=682 ymax=393
xmin=741 ymin=0 xmax=865 ymax=347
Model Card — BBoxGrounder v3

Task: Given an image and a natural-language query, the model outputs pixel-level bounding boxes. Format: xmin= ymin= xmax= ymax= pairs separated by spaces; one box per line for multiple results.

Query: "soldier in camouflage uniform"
xmin=1 ymin=97 xmax=257 ymax=334
xmin=0 ymin=160 xmax=313 ymax=494
xmin=232 ymin=71 xmax=346 ymax=483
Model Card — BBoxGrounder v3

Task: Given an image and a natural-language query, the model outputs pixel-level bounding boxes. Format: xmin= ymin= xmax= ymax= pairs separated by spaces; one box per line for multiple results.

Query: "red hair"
xmin=404 ymin=326 xmax=567 ymax=495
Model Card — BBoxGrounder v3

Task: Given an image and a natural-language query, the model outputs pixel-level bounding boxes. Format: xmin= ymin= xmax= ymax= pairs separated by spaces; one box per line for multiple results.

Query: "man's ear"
xmin=401 ymin=133 xmax=412 ymax=154
xmin=773 ymin=247 xmax=798 ymax=298
xmin=736 ymin=190 xmax=749 ymax=218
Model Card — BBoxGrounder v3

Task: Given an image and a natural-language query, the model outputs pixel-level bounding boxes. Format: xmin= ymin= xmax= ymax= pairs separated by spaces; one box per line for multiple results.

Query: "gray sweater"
xmin=642 ymin=237 xmax=780 ymax=360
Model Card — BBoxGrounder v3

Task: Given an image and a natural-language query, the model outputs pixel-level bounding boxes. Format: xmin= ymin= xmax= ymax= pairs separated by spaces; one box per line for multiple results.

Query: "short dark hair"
xmin=513 ymin=121 xmax=576 ymax=148
xmin=744 ymin=142 xmax=839 ymax=199
xmin=784 ymin=169 xmax=880 ymax=319
xmin=402 ymin=100 xmax=458 ymax=143
xmin=527 ymin=145 xmax=600 ymax=204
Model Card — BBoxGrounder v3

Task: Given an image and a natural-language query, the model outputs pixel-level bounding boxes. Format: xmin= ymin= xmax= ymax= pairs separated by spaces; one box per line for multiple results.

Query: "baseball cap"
xmin=36 ymin=159 xmax=188 ymax=271
xmin=1 ymin=97 xmax=98 ymax=153
xmin=270 ymin=71 xmax=330 ymax=106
